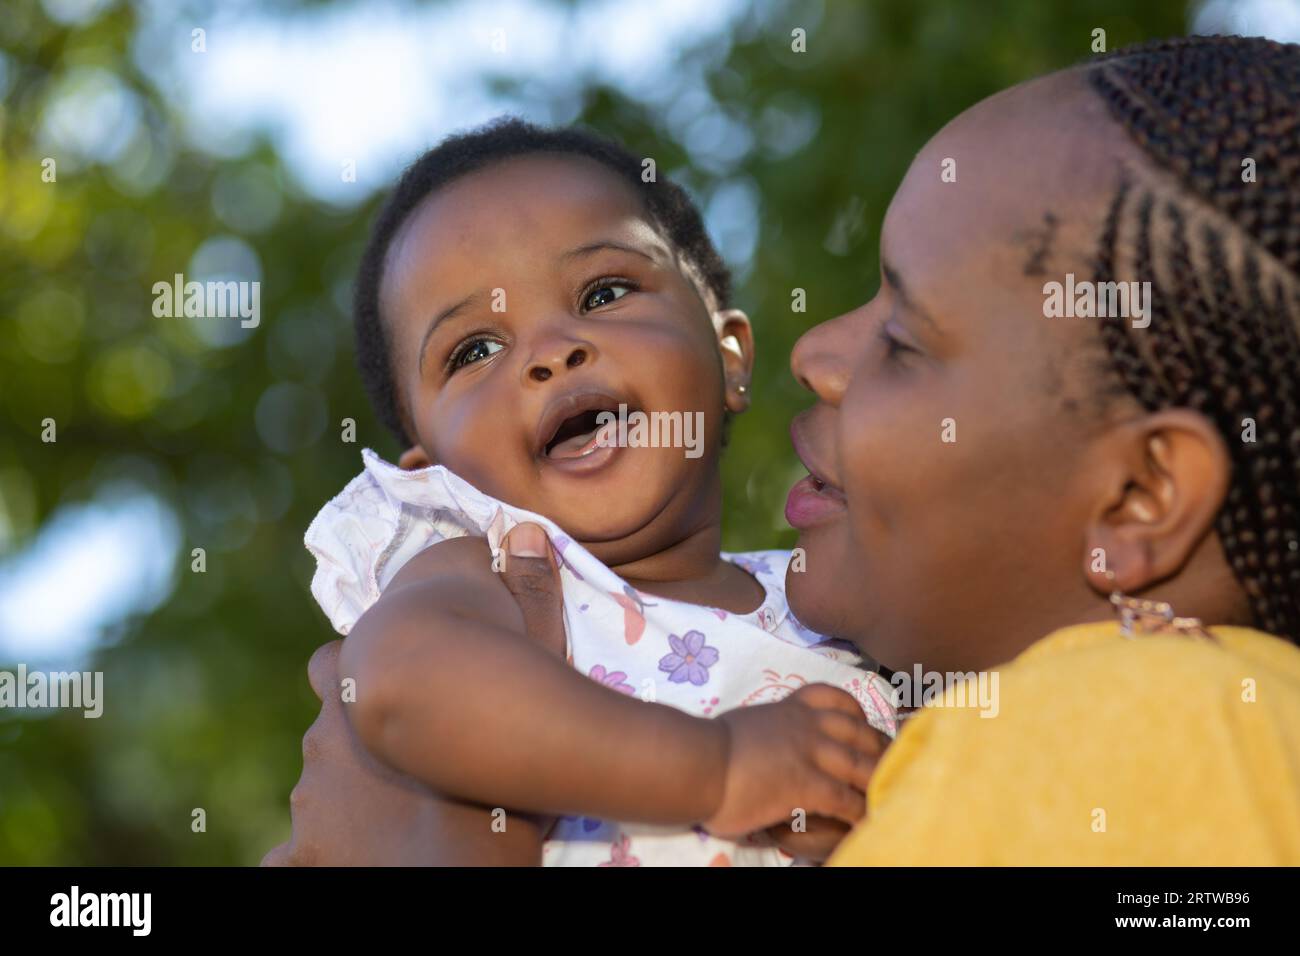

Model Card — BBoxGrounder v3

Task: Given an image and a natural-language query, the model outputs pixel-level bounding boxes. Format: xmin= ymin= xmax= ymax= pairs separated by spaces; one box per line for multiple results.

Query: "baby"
xmin=306 ymin=119 xmax=896 ymax=866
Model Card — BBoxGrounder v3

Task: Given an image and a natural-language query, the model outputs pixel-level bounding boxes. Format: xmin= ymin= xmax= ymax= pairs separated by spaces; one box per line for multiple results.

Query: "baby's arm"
xmin=339 ymin=535 xmax=727 ymax=824
xmin=339 ymin=535 xmax=884 ymax=834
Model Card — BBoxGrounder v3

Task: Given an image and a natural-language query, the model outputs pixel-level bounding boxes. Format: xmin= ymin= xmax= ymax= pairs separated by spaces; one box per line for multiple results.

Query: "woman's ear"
xmin=1083 ymin=408 xmax=1232 ymax=595
xmin=714 ymin=308 xmax=754 ymax=413
xmin=398 ymin=445 xmax=432 ymax=470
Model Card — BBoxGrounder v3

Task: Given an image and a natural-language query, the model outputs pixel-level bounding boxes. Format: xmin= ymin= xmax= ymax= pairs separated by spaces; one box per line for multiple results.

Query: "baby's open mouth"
xmin=544 ymin=408 xmax=616 ymax=459
xmin=535 ymin=389 xmax=635 ymax=463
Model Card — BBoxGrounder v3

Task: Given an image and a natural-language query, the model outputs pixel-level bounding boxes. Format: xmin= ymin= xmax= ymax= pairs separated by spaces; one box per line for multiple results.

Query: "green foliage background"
xmin=0 ymin=0 xmax=1187 ymax=864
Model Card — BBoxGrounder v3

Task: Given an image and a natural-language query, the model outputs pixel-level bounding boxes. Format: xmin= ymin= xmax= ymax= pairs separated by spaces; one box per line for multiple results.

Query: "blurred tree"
xmin=0 ymin=0 xmax=1187 ymax=864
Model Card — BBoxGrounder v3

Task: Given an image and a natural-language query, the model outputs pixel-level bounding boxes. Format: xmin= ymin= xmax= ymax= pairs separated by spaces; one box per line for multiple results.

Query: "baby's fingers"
xmin=814 ymin=734 xmax=879 ymax=795
xmin=793 ymin=683 xmax=873 ymax=720
xmin=801 ymin=768 xmax=867 ymax=826
xmin=818 ymin=710 xmax=888 ymax=760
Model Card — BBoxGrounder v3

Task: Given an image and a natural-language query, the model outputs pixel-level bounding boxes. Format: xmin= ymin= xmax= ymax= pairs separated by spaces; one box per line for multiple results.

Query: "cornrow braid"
xmin=1088 ymin=35 xmax=1300 ymax=642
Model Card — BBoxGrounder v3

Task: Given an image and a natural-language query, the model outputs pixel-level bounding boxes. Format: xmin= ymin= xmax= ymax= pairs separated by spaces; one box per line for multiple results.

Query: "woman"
xmin=788 ymin=35 xmax=1300 ymax=863
xmin=266 ymin=35 xmax=1300 ymax=866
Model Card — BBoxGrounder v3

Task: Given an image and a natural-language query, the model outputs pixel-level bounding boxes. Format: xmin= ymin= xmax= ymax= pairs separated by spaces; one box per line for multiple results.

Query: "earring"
xmin=737 ymin=384 xmax=748 ymax=395
xmin=1104 ymin=570 xmax=1214 ymax=641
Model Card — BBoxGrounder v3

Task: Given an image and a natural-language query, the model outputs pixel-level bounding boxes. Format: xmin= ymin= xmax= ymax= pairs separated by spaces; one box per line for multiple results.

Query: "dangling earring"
xmin=1104 ymin=570 xmax=1214 ymax=641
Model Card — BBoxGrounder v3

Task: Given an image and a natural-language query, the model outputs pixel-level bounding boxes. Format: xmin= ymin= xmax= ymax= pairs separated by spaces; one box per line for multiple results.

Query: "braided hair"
xmin=1088 ymin=36 xmax=1300 ymax=641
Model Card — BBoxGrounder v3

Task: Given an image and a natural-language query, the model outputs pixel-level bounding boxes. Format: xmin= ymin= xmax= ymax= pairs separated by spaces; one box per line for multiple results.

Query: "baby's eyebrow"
xmin=560 ymin=239 xmax=664 ymax=264
xmin=418 ymin=291 xmax=481 ymax=373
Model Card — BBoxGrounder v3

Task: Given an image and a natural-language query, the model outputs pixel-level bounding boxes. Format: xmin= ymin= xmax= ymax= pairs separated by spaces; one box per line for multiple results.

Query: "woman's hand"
xmin=262 ymin=523 xmax=568 ymax=866
xmin=261 ymin=640 xmax=451 ymax=866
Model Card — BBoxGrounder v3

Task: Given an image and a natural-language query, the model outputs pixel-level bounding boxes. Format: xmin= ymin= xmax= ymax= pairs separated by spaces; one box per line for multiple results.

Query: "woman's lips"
xmin=787 ymin=414 xmax=847 ymax=529
xmin=784 ymin=474 xmax=847 ymax=529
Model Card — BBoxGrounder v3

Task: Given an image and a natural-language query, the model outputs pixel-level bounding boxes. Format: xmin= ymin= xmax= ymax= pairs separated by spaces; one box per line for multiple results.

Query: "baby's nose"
xmin=528 ymin=344 xmax=590 ymax=383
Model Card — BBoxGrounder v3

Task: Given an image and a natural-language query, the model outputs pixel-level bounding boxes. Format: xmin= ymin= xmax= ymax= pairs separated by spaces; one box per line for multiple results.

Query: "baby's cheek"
xmin=655 ymin=348 xmax=727 ymax=415
xmin=426 ymin=405 xmax=530 ymax=498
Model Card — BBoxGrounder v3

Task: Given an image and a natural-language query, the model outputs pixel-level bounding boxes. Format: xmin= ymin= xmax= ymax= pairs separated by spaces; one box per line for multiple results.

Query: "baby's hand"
xmin=703 ymin=684 xmax=887 ymax=839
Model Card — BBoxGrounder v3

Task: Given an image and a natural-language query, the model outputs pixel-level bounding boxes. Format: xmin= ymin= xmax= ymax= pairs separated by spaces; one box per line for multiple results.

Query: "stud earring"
xmin=737 ymin=384 xmax=748 ymax=395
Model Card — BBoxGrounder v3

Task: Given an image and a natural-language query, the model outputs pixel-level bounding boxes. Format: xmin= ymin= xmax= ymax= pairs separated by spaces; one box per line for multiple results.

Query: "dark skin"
xmin=268 ymin=155 xmax=886 ymax=865
xmin=385 ymin=153 xmax=762 ymax=603
xmin=784 ymin=66 xmax=1253 ymax=673
xmin=260 ymin=637 xmax=549 ymax=866
xmin=264 ymin=529 xmax=862 ymax=864
xmin=270 ymin=66 xmax=1259 ymax=867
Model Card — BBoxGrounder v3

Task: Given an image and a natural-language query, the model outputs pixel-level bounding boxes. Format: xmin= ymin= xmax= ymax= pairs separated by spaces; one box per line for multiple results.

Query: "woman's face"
xmin=785 ymin=71 xmax=1151 ymax=672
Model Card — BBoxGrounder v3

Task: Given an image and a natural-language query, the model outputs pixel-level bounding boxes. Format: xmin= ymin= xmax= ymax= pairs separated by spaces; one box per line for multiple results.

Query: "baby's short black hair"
xmin=353 ymin=117 xmax=733 ymax=447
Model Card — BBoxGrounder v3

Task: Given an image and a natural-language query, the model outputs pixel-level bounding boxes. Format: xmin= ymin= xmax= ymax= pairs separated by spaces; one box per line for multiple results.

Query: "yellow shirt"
xmin=829 ymin=621 xmax=1300 ymax=865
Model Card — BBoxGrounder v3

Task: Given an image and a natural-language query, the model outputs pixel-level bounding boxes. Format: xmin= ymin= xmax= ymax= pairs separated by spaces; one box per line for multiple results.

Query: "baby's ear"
xmin=398 ymin=445 xmax=433 ymax=470
xmin=714 ymin=308 xmax=754 ymax=413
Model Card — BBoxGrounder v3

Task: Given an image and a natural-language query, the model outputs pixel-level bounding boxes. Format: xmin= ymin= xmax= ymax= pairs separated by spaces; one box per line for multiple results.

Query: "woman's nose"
xmin=790 ymin=311 xmax=857 ymax=406
xmin=525 ymin=340 xmax=594 ymax=383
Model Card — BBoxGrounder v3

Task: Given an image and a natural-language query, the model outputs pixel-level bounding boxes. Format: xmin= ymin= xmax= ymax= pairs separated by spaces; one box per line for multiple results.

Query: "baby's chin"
xmin=531 ymin=447 xmax=705 ymax=524
xmin=542 ymin=497 xmax=676 ymax=554
xmin=537 ymin=481 xmax=710 ymax=564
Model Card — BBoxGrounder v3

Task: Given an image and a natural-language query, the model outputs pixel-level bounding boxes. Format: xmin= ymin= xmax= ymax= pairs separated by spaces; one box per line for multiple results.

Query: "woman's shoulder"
xmin=1003 ymin=621 xmax=1300 ymax=715
xmin=831 ymin=621 xmax=1300 ymax=864
xmin=912 ymin=621 xmax=1300 ymax=746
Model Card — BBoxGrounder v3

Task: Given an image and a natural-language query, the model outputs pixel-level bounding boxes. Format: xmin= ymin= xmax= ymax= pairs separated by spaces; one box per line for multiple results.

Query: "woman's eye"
xmin=877 ymin=325 xmax=917 ymax=365
xmin=451 ymin=339 xmax=502 ymax=370
xmin=583 ymin=283 xmax=631 ymax=311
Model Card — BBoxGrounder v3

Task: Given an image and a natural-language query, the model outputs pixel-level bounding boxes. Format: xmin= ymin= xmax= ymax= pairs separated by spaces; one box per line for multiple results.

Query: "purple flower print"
xmin=588 ymin=664 xmax=636 ymax=695
xmin=658 ymin=630 xmax=719 ymax=686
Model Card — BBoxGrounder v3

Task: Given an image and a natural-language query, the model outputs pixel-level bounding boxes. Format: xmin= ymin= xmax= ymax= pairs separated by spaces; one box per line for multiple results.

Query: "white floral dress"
xmin=305 ymin=449 xmax=897 ymax=866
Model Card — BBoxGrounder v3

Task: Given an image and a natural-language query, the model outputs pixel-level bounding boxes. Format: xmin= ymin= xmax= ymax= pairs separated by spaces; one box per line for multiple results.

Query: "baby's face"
xmin=379 ymin=155 xmax=743 ymax=561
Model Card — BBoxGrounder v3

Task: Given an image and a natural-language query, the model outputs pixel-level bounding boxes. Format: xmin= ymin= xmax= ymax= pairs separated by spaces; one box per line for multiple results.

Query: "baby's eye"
xmin=582 ymin=283 xmax=631 ymax=311
xmin=450 ymin=338 xmax=503 ymax=371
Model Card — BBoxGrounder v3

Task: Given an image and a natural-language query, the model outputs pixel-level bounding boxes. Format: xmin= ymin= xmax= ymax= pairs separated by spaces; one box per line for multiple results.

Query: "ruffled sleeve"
xmin=303 ymin=449 xmax=513 ymax=634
